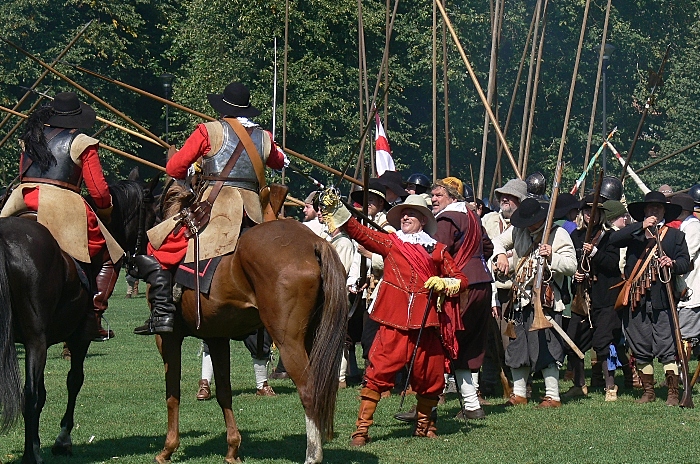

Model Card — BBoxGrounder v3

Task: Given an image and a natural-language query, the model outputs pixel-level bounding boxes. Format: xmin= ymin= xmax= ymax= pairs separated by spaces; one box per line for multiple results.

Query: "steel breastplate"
xmin=21 ymin=128 xmax=82 ymax=188
xmin=202 ymin=121 xmax=266 ymax=192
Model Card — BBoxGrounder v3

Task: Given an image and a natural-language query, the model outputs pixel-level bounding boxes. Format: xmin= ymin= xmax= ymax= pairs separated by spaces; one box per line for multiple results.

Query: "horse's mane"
xmin=161 ymin=180 xmax=194 ymax=219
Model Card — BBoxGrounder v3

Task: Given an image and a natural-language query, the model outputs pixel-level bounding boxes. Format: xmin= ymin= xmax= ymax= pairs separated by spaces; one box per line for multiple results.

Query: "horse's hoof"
xmin=154 ymin=453 xmax=171 ymax=463
xmin=224 ymin=458 xmax=242 ymax=464
xmin=51 ymin=443 xmax=73 ymax=456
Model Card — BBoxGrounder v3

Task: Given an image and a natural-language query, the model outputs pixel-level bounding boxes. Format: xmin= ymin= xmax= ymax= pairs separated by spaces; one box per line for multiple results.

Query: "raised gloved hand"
xmin=424 ymin=276 xmax=461 ymax=296
xmin=96 ymin=205 xmax=113 ymax=225
xmin=319 ymin=188 xmax=351 ymax=233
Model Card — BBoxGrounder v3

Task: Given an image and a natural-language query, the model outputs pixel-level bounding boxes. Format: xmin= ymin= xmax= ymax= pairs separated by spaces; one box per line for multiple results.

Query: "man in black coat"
xmin=609 ymin=191 xmax=691 ymax=405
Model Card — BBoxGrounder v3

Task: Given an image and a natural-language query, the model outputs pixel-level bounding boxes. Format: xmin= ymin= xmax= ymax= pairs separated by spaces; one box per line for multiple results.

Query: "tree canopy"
xmin=0 ymin=0 xmax=698 ymax=202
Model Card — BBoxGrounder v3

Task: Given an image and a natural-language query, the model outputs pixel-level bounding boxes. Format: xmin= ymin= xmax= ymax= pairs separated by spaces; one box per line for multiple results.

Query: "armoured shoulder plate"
xmin=21 ymin=128 xmax=82 ymax=189
xmin=201 ymin=120 xmax=266 ymax=192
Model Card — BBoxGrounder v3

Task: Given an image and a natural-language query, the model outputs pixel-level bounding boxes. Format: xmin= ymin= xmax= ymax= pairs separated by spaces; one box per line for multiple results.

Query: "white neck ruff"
xmin=395 ymin=230 xmax=437 ymax=246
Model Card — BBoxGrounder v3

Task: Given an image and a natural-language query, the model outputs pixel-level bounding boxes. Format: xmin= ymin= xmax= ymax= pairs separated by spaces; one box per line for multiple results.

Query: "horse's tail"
xmin=307 ymin=239 xmax=349 ymax=441
xmin=0 ymin=243 xmax=21 ymax=433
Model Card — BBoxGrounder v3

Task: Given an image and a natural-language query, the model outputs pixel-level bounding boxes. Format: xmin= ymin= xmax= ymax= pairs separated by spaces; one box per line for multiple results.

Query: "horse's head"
xmin=87 ymin=176 xmax=160 ymax=257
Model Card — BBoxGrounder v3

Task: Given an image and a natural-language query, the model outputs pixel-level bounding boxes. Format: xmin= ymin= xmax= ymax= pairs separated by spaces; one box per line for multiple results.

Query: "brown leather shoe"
xmin=256 ymin=382 xmax=277 ymax=396
xmin=505 ymin=394 xmax=528 ymax=407
xmin=455 ymin=408 xmax=486 ymax=420
xmin=196 ymin=380 xmax=211 ymax=401
xmin=338 ymin=380 xmax=347 ymax=390
xmin=536 ymin=396 xmax=562 ymax=408
xmin=636 ymin=373 xmax=656 ymax=404
xmin=477 ymin=390 xmax=492 ymax=406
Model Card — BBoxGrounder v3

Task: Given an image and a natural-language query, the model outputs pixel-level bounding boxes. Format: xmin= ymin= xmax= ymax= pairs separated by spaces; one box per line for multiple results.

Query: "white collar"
xmin=395 ymin=230 xmax=437 ymax=246
xmin=435 ymin=201 xmax=467 ymax=217
xmin=236 ymin=117 xmax=257 ymax=128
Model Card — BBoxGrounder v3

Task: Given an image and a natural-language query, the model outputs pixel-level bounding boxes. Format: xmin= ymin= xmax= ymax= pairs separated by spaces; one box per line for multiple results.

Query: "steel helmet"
xmin=406 ymin=173 xmax=432 ymax=194
xmin=525 ymin=172 xmax=548 ymax=199
xmin=464 ymin=183 xmax=475 ymax=202
xmin=689 ymin=183 xmax=700 ymax=205
xmin=599 ymin=176 xmax=623 ymax=201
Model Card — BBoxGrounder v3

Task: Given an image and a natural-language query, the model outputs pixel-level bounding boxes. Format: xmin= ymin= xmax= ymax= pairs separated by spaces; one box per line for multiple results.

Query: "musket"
xmin=653 ymin=226 xmax=693 ymax=408
xmin=19 ymin=86 xmax=162 ymax=147
xmin=0 ymin=36 xmax=171 ymax=149
xmin=0 ymin=20 xmax=93 ymax=139
xmin=605 ymin=140 xmax=651 ymax=194
xmin=570 ymin=127 xmax=617 ymax=195
xmin=570 ymin=169 xmax=604 ymax=318
xmin=0 ymin=104 xmax=166 ymax=173
xmin=529 ymin=159 xmax=563 ymax=331
xmin=620 ymin=45 xmax=671 ymax=182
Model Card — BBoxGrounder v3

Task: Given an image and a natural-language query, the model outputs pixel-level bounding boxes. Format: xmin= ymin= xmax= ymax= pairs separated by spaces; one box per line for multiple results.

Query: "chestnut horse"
xmin=0 ymin=179 xmax=157 ymax=464
xmin=152 ymin=184 xmax=348 ymax=464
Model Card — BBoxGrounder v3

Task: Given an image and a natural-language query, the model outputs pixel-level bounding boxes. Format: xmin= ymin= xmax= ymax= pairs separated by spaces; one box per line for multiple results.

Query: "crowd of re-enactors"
xmin=288 ymin=171 xmax=700 ymax=445
xmin=9 ymin=89 xmax=700 ymax=446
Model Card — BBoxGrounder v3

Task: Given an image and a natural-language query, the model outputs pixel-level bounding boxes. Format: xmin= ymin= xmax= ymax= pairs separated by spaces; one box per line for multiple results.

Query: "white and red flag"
xmin=374 ymin=110 xmax=395 ymax=176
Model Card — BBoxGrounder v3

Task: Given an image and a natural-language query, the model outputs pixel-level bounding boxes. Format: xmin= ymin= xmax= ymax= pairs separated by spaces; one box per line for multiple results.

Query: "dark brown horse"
xmin=0 ymin=180 xmax=156 ymax=464
xmin=152 ymin=184 xmax=348 ymax=463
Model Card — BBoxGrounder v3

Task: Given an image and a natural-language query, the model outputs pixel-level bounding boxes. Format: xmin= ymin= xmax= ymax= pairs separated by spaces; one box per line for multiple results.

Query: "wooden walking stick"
xmin=0 ymin=36 xmax=171 ymax=149
xmin=398 ymin=289 xmax=434 ymax=412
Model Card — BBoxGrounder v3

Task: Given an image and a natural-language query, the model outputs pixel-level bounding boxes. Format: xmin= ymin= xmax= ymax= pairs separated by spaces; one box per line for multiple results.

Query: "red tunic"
xmin=344 ymin=218 xmax=467 ymax=330
xmin=343 ymin=217 xmax=468 ymax=396
xmin=22 ymin=144 xmax=109 ymax=258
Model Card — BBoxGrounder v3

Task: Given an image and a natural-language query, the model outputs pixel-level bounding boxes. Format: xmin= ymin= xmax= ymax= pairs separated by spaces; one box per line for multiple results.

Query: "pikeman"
xmin=0 ymin=92 xmax=123 ymax=341
xmin=132 ymin=81 xmax=284 ymax=335
xmin=567 ymin=196 xmax=627 ymax=401
xmin=320 ymin=192 xmax=468 ymax=445
xmin=493 ymin=198 xmax=577 ymax=408
xmin=609 ymin=191 xmax=690 ymax=405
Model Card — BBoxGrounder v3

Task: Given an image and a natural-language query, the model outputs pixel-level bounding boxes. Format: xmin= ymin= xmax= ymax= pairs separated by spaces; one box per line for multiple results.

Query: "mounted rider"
xmin=132 ymin=81 xmax=284 ymax=335
xmin=0 ymin=92 xmax=123 ymax=340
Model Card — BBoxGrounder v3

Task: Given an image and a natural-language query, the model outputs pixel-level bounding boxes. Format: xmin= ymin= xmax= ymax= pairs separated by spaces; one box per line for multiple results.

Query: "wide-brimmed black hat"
xmin=378 ymin=170 xmax=408 ymax=198
xmin=671 ymin=193 xmax=695 ymax=213
xmin=627 ymin=191 xmax=682 ymax=222
xmin=511 ymin=197 xmax=548 ymax=228
xmin=207 ymin=82 xmax=261 ymax=118
xmin=351 ymin=178 xmax=387 ymax=206
xmin=553 ymin=193 xmax=580 ymax=219
xmin=45 ymin=92 xmax=96 ymax=129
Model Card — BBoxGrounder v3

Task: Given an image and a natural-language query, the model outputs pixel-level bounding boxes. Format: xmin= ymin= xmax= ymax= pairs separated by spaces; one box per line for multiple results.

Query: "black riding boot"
xmin=132 ymin=255 xmax=176 ymax=335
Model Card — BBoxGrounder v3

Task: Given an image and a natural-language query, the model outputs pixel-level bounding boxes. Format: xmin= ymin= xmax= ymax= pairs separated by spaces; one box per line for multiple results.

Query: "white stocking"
xmin=455 ymin=369 xmax=480 ymax=411
xmin=511 ymin=366 xmax=529 ymax=398
xmin=253 ymin=359 xmax=268 ymax=389
xmin=542 ymin=363 xmax=560 ymax=401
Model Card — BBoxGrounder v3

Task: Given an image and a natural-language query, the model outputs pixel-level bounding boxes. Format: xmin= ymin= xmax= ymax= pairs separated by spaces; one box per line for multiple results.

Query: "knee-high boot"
xmin=93 ymin=251 xmax=118 ymax=341
xmin=132 ymin=255 xmax=176 ymax=335
xmin=413 ymin=394 xmax=439 ymax=438
xmin=350 ymin=387 xmax=381 ymax=447
xmin=636 ymin=373 xmax=656 ymax=403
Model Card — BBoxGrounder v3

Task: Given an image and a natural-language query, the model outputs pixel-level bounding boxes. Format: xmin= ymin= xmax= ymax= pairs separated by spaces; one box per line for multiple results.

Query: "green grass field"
xmin=3 ymin=279 xmax=700 ymax=464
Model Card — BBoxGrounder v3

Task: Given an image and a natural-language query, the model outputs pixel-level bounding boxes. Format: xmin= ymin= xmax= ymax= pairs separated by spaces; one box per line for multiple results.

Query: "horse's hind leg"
xmin=52 ymin=338 xmax=90 ymax=457
xmin=208 ymin=337 xmax=242 ymax=464
xmin=22 ymin=339 xmax=48 ymax=464
xmin=274 ymin=339 xmax=323 ymax=464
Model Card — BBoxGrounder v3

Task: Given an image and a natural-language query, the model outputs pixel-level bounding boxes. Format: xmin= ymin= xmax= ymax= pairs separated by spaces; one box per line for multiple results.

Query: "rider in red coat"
xmin=321 ymin=191 xmax=468 ymax=445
